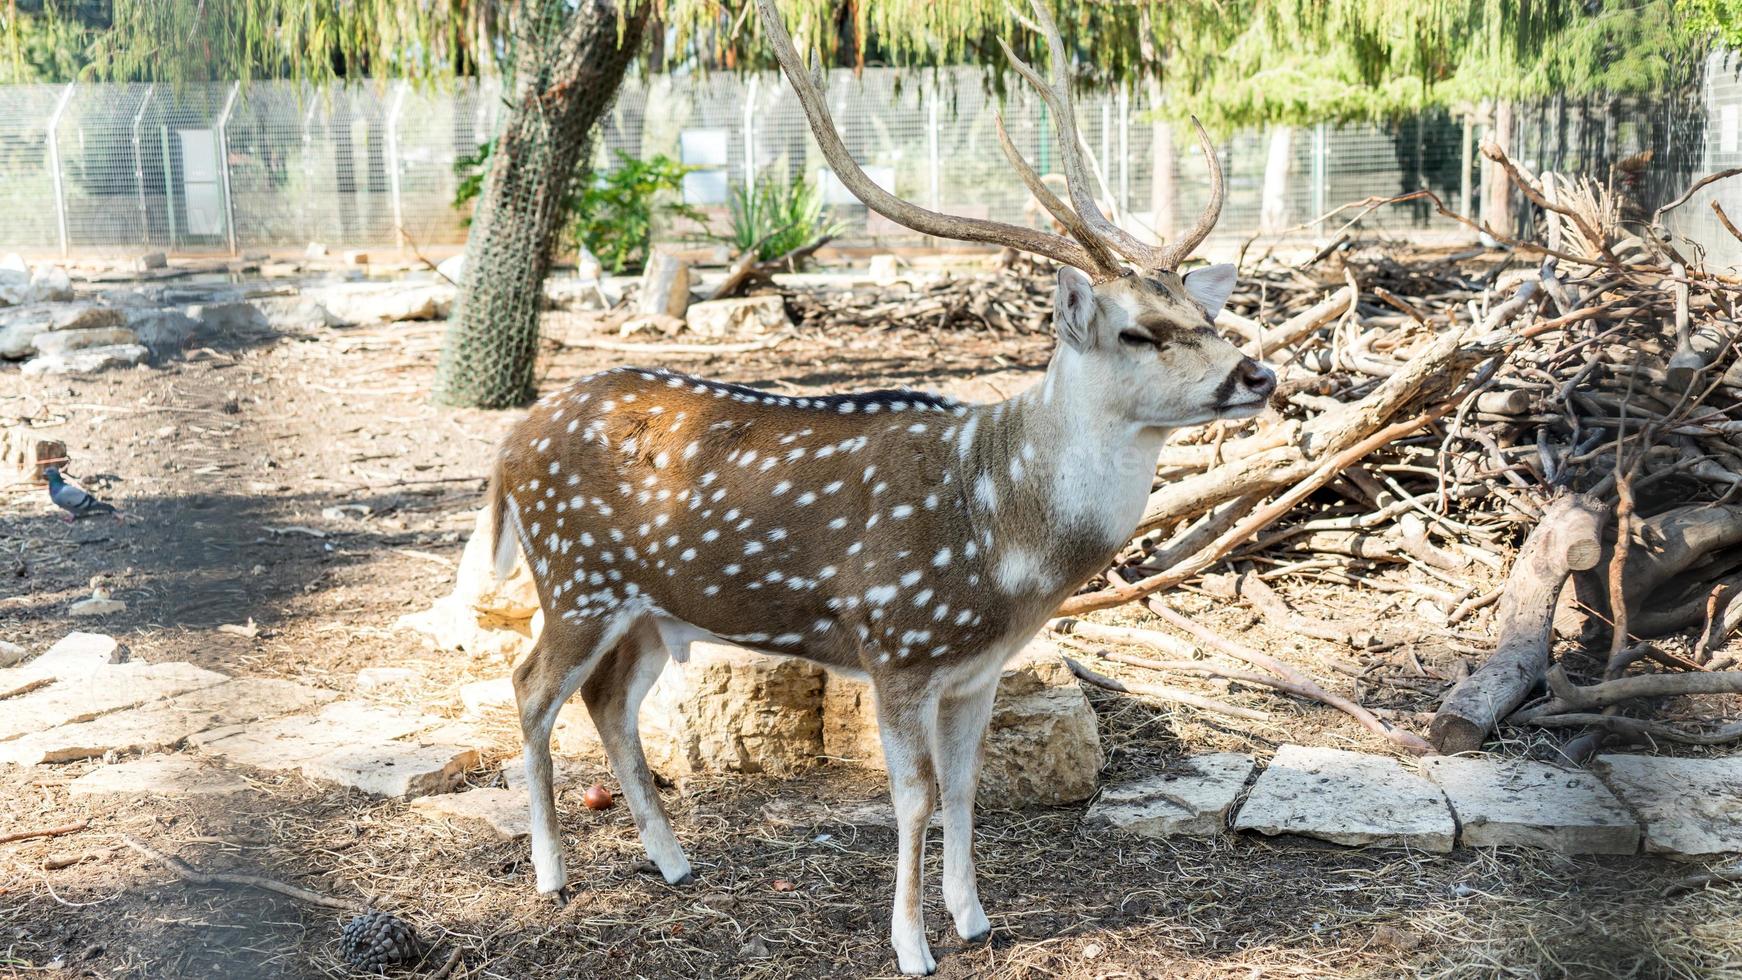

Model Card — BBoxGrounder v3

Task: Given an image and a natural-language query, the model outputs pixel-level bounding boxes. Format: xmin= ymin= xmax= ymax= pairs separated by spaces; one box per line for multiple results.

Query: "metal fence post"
xmin=928 ymin=90 xmax=941 ymax=211
xmin=743 ymin=75 xmax=759 ymax=193
xmin=216 ymin=81 xmax=241 ymax=255
xmin=1312 ymin=122 xmax=1328 ymax=221
xmin=387 ymin=81 xmax=409 ymax=248
xmin=131 ymin=86 xmax=155 ymax=244
xmin=1117 ymin=84 xmax=1130 ymax=216
xmin=1459 ymin=114 xmax=1474 ymax=220
xmin=45 ymin=83 xmax=76 ymax=258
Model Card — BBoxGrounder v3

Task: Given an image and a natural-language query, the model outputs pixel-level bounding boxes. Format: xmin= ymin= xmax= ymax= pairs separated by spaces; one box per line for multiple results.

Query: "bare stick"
xmin=1144 ymin=601 xmax=1434 ymax=753
xmin=1520 ymin=714 xmax=1742 ymax=745
xmin=122 ymin=835 xmax=364 ymax=912
xmin=0 ymin=819 xmax=89 ymax=845
xmin=1665 ymin=865 xmax=1742 ymax=897
xmin=553 ymin=333 xmax=793 ymax=355
xmin=1064 ymin=657 xmax=1270 ymax=722
xmin=1511 ymin=666 xmax=1742 ymax=721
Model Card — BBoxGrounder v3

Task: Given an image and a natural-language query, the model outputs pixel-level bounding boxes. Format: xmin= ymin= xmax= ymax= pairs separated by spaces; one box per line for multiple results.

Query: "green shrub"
xmin=453 ymin=143 xmax=703 ymax=274
xmin=728 ymin=170 xmax=845 ymax=263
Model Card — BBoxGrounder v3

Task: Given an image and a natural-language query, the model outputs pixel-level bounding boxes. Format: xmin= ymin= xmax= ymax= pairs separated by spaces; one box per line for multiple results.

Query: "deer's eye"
xmin=1118 ymin=331 xmax=1157 ymax=348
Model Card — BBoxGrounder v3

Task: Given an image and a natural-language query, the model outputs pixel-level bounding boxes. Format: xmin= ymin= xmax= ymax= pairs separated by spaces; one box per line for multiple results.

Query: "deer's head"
xmin=1048 ymin=265 xmax=1275 ymax=430
xmin=759 ymin=0 xmax=1273 ymax=431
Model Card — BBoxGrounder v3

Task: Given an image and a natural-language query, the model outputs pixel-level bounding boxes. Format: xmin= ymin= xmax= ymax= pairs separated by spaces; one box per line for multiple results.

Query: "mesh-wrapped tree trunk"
xmin=434 ymin=0 xmax=648 ymax=408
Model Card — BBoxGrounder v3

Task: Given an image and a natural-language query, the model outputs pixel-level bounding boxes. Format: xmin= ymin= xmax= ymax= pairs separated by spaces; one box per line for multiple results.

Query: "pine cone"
xmin=339 ymin=910 xmax=421 ymax=974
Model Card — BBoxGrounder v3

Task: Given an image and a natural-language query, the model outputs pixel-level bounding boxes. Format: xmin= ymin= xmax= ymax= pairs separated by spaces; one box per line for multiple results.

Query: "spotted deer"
xmin=485 ymin=0 xmax=1275 ymax=973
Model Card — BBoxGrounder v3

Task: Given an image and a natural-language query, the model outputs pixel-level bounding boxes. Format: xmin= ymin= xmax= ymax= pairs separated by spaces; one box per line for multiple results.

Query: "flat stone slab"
xmin=1599 ymin=754 xmax=1742 ymax=858
xmin=199 ymin=701 xmax=439 ymax=770
xmin=0 ymin=662 xmax=228 ymax=743
xmin=303 ymin=743 xmax=480 ymax=799
xmin=1085 ymin=753 xmax=1257 ymax=838
xmin=69 ymin=757 xmax=249 ymax=797
xmin=459 ymin=677 xmax=514 ymax=717
xmin=0 ymin=678 xmax=335 ymax=765
xmin=1234 ymin=745 xmax=1455 ymax=852
xmin=1422 ymin=757 xmax=1638 ymax=854
xmin=501 ymin=753 xmax=589 ymax=791
xmin=0 ymin=632 xmax=121 ymax=699
xmin=411 ymin=787 xmax=530 ymax=839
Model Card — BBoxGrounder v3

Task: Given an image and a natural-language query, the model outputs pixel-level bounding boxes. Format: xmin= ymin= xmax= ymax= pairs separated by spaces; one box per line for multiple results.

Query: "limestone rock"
xmin=310 ymin=283 xmax=454 ymax=325
xmin=1 ymin=303 xmax=126 ymax=359
xmin=343 ymin=250 xmax=370 ymax=266
xmin=1234 ymin=745 xmax=1455 ymax=852
xmin=31 ymin=326 xmax=139 ymax=357
xmin=70 ymin=757 xmax=249 ymax=797
xmin=1085 ymin=753 xmax=1257 ymax=838
xmin=1598 ymin=754 xmax=1742 ymax=858
xmin=0 ymin=631 xmax=121 ymax=699
xmin=685 ymin=295 xmax=790 ymax=338
xmin=460 ymin=677 xmax=515 ymax=717
xmin=641 ymin=641 xmax=825 ymax=777
xmin=868 ymin=254 xmax=901 ymax=283
xmin=637 ymin=252 xmax=691 ymax=318
xmin=304 ymin=743 xmax=480 ymax=799
xmin=436 ymin=254 xmax=466 ymax=285
xmin=124 ymin=308 xmax=200 ymax=351
xmin=1422 ymin=756 xmax=1638 ymax=854
xmin=543 ymin=277 xmax=609 ymax=311
xmin=0 ymin=661 xmax=228 ymax=743
xmin=30 ymin=265 xmax=73 ymax=302
xmin=305 ymin=243 xmax=329 ymax=259
xmin=396 ymin=507 xmax=538 ymax=660
xmin=23 ymin=343 xmax=148 ymax=376
xmin=67 ymin=596 xmax=128 ymax=616
xmin=199 ymin=700 xmax=433 ymax=767
xmin=0 ymin=640 xmax=25 ymax=668
xmin=821 ymin=638 xmax=1103 ymax=805
xmin=0 ymin=253 xmax=26 ymax=281
xmin=186 ymin=301 xmax=269 ymax=334
xmin=0 ymin=677 xmax=335 ymax=766
xmin=412 ymin=787 xmax=530 ymax=839
xmin=136 ymin=252 xmax=168 ymax=272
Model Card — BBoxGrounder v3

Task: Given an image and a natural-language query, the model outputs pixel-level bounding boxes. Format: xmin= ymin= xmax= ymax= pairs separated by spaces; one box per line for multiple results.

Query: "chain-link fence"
xmin=1 ymin=64 xmax=1737 ymax=267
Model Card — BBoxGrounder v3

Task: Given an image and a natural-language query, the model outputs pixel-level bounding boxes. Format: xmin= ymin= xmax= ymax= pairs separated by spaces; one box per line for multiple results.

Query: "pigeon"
xmin=43 ymin=466 xmax=119 ymax=523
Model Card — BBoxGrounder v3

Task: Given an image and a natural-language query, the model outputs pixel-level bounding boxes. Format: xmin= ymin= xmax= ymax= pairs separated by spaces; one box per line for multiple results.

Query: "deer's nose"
xmin=1237 ymin=357 xmax=1276 ymax=398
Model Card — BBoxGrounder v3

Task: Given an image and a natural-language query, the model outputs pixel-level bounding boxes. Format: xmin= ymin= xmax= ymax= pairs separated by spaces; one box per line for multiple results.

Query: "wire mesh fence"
xmin=0 ymin=64 xmax=1735 ymax=268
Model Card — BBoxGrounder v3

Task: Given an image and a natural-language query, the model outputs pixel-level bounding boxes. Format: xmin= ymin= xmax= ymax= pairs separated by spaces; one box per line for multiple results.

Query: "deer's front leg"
xmin=876 ymin=689 xmax=940 ymax=976
xmin=934 ymin=679 xmax=999 ymax=942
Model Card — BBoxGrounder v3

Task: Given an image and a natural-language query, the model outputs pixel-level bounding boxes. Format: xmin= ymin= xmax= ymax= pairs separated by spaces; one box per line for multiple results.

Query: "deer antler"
xmin=754 ymin=0 xmax=1123 ymax=280
xmin=1000 ymin=0 xmax=1224 ymax=270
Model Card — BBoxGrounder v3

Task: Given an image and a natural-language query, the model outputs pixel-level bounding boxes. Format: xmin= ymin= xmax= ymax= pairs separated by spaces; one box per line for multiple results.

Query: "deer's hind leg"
xmin=580 ymin=615 xmax=692 ymax=885
xmin=513 ymin=611 xmax=637 ymax=901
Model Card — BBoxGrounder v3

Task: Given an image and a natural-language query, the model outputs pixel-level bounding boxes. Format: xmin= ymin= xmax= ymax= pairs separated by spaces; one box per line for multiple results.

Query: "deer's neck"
xmin=950 ymin=352 xmax=1170 ymax=599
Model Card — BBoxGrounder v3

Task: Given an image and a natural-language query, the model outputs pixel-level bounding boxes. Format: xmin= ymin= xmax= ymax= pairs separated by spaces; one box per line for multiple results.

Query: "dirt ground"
xmin=2 ymin=285 xmax=1738 ymax=979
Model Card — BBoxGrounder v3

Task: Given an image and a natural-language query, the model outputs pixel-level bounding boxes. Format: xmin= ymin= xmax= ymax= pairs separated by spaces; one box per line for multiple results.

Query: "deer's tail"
xmin=486 ymin=460 xmax=521 ymax=583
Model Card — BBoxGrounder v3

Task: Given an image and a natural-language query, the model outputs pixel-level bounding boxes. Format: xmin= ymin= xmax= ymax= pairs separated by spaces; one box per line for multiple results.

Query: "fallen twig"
xmin=1064 ymin=657 xmax=1270 ymax=722
xmin=0 ymin=819 xmax=89 ymax=845
xmin=122 ymin=835 xmax=365 ymax=912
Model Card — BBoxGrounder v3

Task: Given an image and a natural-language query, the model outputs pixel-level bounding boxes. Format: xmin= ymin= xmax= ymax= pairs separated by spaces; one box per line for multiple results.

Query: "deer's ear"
xmin=1054 ymin=266 xmax=1097 ymax=350
xmin=1182 ymin=263 xmax=1237 ymax=318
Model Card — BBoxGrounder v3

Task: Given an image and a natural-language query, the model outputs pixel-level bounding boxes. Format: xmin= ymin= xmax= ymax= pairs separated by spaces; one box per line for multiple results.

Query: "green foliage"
xmin=453 ymin=143 xmax=700 ymax=274
xmin=728 ymin=170 xmax=846 ymax=262
xmin=1677 ymin=0 xmax=1742 ymax=46
xmin=574 ymin=153 xmax=705 ymax=273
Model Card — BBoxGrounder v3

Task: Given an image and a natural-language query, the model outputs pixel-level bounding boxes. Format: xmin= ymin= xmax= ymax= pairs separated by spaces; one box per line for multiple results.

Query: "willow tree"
xmin=1155 ymin=0 xmax=1715 ymax=233
xmin=4 ymin=0 xmax=1238 ymax=408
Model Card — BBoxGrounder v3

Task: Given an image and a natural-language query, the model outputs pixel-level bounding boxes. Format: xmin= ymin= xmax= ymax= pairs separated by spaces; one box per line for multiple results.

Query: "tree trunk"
xmin=1481 ymin=100 xmax=1515 ymax=237
xmin=434 ymin=0 xmax=649 ymax=409
xmin=1259 ymin=126 xmax=1294 ymax=235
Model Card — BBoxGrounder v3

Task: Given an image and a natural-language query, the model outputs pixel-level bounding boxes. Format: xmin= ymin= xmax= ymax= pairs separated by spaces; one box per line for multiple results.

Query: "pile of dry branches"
xmin=784 ymin=269 xmax=1056 ymax=334
xmin=1055 ymin=144 xmax=1742 ymax=758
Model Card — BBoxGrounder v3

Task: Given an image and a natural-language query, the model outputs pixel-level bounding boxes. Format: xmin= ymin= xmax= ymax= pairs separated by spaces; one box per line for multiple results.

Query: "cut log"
xmin=1429 ymin=492 xmax=1608 ymax=755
